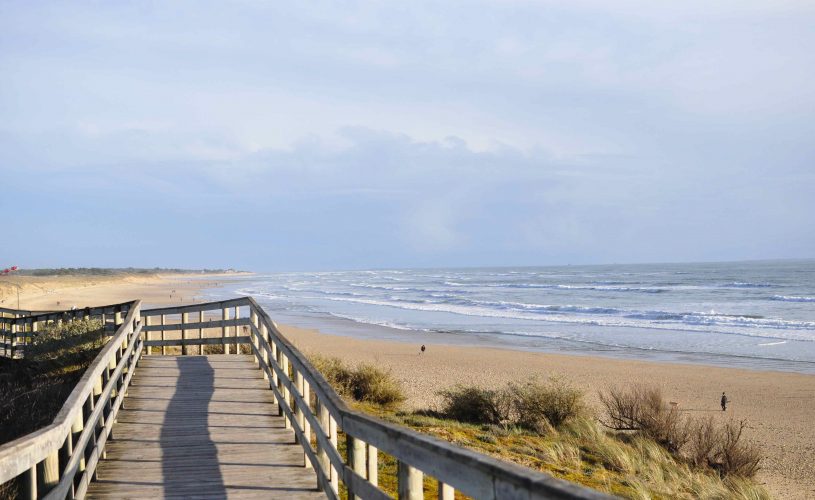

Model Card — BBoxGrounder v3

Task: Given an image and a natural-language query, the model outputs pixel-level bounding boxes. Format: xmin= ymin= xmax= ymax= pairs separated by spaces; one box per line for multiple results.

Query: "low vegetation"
xmin=601 ymin=385 xmax=762 ymax=478
xmin=308 ymin=354 xmax=768 ymax=499
xmin=0 ymin=318 xmax=107 ymax=498
xmin=310 ymin=355 xmax=406 ymax=407
xmin=439 ymin=377 xmax=585 ymax=432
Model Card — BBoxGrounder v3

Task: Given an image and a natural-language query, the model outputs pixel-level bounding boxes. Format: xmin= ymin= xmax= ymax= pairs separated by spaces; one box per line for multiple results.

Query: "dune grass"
xmin=308 ymin=354 xmax=770 ymax=499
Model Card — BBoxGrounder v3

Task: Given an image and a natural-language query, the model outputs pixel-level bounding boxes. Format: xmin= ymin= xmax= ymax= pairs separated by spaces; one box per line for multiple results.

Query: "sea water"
xmin=204 ymin=260 xmax=815 ymax=373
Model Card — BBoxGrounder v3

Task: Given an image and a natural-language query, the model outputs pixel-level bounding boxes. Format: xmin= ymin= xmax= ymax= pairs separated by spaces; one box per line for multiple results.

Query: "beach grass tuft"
xmin=310 ymin=354 xmax=405 ymax=407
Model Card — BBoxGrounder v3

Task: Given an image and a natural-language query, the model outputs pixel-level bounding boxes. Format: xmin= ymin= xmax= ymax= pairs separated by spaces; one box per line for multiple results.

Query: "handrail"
xmin=242 ymin=296 xmax=612 ymax=499
xmin=1 ymin=301 xmax=135 ymax=359
xmin=136 ymin=297 xmax=610 ymax=499
xmin=0 ymin=300 xmax=142 ymax=499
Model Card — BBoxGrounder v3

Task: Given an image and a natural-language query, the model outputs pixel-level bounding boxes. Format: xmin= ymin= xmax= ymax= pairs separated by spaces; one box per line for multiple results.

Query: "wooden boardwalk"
xmin=87 ymin=355 xmax=324 ymax=499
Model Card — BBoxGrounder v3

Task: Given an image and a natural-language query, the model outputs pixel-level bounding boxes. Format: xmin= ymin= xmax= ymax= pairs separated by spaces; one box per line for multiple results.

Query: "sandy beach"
xmin=278 ymin=324 xmax=815 ymax=499
xmin=0 ymin=273 xmax=234 ymax=312
xmin=6 ymin=274 xmax=814 ymax=499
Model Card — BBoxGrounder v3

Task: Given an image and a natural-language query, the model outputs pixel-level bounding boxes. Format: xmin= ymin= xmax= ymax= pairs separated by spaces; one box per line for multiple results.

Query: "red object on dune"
xmin=10 ymin=266 xmax=17 ymax=271
xmin=2 ymin=269 xmax=9 ymax=274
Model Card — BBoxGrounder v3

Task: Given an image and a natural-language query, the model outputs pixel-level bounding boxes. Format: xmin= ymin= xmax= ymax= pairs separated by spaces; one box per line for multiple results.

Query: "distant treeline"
xmin=13 ymin=267 xmax=237 ymax=277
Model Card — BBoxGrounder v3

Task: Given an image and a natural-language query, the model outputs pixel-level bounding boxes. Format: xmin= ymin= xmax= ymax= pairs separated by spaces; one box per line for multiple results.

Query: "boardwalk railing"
xmin=141 ymin=297 xmax=609 ymax=500
xmin=0 ymin=300 xmax=142 ymax=499
xmin=3 ymin=297 xmax=610 ymax=499
xmin=1 ymin=302 xmax=134 ymax=359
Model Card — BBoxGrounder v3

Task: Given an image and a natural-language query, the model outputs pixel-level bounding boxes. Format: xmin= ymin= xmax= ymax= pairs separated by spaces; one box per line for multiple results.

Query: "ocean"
xmin=204 ymin=260 xmax=815 ymax=373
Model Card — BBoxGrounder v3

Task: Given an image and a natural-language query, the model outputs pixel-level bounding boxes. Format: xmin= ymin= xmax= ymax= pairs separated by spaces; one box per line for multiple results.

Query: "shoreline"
xmin=260 ymin=309 xmax=815 ymax=376
xmin=6 ymin=274 xmax=814 ymax=498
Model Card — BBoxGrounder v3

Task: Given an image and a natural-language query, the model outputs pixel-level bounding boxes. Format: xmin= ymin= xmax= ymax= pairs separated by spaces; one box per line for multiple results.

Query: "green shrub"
xmin=438 ymin=385 xmax=510 ymax=424
xmin=309 ymin=355 xmax=405 ymax=407
xmin=509 ymin=377 xmax=584 ymax=431
xmin=348 ymin=363 xmax=406 ymax=406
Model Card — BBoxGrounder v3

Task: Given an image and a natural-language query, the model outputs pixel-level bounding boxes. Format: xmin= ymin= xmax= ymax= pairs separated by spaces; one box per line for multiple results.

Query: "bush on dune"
xmin=600 ymin=384 xmax=762 ymax=479
xmin=309 ymin=355 xmax=405 ymax=407
xmin=509 ymin=377 xmax=585 ymax=431
xmin=599 ymin=385 xmax=689 ymax=454
xmin=438 ymin=377 xmax=585 ymax=431
xmin=438 ymin=385 xmax=510 ymax=425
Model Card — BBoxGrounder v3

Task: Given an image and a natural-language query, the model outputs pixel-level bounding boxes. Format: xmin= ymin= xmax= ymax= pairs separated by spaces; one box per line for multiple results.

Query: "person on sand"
xmin=721 ymin=392 xmax=728 ymax=411
xmin=420 ymin=344 xmax=426 ymax=354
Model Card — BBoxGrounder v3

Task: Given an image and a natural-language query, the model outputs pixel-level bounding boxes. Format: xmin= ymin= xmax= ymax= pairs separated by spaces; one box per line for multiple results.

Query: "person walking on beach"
xmin=721 ymin=392 xmax=728 ymax=411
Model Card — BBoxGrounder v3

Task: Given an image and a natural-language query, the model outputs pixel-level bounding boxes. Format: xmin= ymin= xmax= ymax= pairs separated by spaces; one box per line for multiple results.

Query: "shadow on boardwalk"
xmin=160 ymin=356 xmax=226 ymax=497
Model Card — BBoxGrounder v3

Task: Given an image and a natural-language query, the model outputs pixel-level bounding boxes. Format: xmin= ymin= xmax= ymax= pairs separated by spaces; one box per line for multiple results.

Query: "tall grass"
xmin=600 ymin=384 xmax=762 ymax=478
xmin=309 ymin=354 xmax=405 ymax=407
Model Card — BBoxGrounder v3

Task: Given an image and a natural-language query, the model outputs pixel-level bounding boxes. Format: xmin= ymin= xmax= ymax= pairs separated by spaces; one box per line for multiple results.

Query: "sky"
xmin=1 ymin=1 xmax=813 ymax=271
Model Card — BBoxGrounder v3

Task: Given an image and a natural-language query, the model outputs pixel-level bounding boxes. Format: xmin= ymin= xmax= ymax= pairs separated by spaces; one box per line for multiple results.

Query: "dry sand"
xmin=5 ymin=274 xmax=813 ymax=498
xmin=279 ymin=325 xmax=815 ymax=499
xmin=1 ymin=274 xmax=232 ymax=311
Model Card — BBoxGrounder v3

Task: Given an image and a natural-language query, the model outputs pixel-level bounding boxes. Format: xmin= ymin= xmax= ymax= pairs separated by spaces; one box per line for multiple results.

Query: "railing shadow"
xmin=160 ymin=356 xmax=226 ymax=497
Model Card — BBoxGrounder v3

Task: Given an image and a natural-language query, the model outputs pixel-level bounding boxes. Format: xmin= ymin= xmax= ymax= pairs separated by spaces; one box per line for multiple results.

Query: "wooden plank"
xmin=86 ymin=355 xmax=323 ymax=499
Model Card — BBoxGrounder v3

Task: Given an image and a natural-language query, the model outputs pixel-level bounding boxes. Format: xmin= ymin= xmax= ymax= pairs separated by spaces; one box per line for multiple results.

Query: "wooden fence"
xmin=0 ymin=301 xmax=142 ymax=499
xmin=0 ymin=302 xmax=134 ymax=359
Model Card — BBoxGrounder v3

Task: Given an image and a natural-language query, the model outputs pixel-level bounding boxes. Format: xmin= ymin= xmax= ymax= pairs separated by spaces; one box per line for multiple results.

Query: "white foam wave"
xmin=771 ymin=295 xmax=815 ymax=302
xmin=318 ymin=295 xmax=815 ymax=341
xmin=725 ymin=282 xmax=775 ymax=288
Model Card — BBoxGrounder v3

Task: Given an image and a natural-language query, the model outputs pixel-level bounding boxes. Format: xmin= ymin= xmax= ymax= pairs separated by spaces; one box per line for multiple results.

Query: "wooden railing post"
xmin=367 ymin=444 xmax=378 ymax=487
xmin=302 ymin=379 xmax=312 ymax=469
xmin=181 ymin=312 xmax=188 ymax=355
xmin=10 ymin=322 xmax=16 ymax=359
xmin=198 ymin=310 xmax=204 ymax=355
xmin=23 ymin=464 xmax=36 ymax=500
xmin=222 ymin=308 xmax=229 ymax=355
xmin=316 ymin=399 xmax=328 ymax=491
xmin=59 ymin=434 xmax=74 ymax=498
xmin=329 ymin=415 xmax=339 ymax=494
xmin=347 ymin=435 xmax=366 ymax=500
xmin=233 ymin=306 xmax=239 ymax=354
xmin=271 ymin=340 xmax=279 ymax=406
xmin=160 ymin=314 xmax=167 ymax=355
xmin=439 ymin=482 xmax=455 ymax=500
xmin=260 ymin=323 xmax=269 ymax=381
xmin=397 ymin=461 xmax=423 ymax=500
xmin=250 ymin=309 xmax=259 ymax=365
xmin=281 ymin=353 xmax=291 ymax=429
xmin=294 ymin=370 xmax=304 ymax=443
xmin=38 ymin=450 xmax=59 ymax=494
xmin=144 ymin=315 xmax=151 ymax=355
